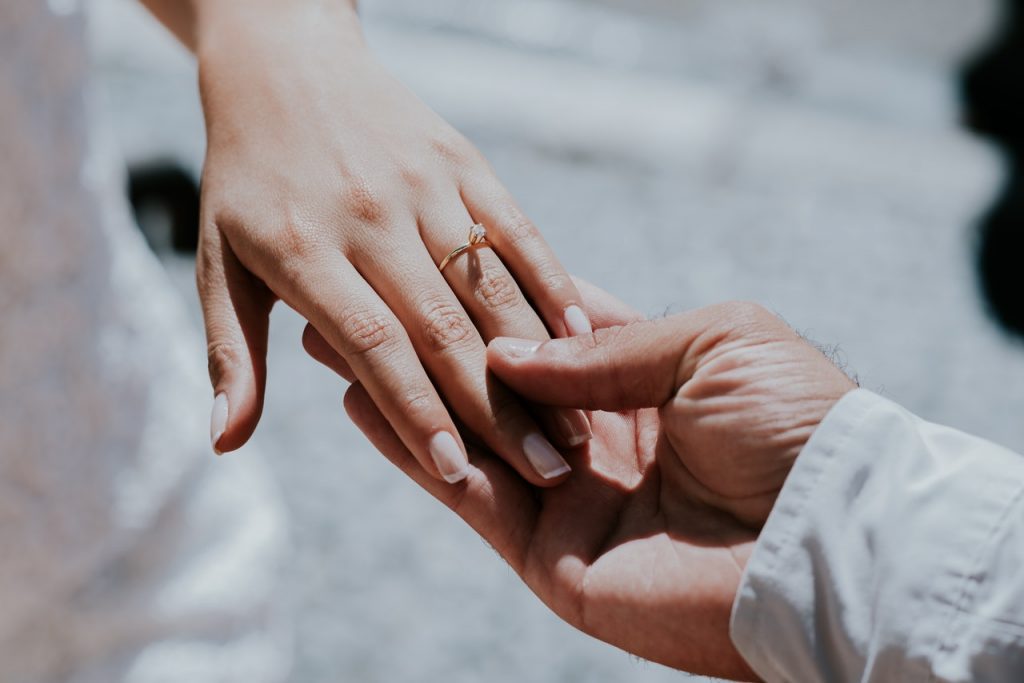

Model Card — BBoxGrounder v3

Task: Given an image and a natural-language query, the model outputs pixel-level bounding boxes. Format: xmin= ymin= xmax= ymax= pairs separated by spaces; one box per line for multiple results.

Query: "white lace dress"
xmin=0 ymin=2 xmax=289 ymax=681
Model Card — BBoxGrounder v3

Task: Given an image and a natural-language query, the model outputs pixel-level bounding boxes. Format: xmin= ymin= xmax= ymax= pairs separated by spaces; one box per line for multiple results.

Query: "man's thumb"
xmin=487 ymin=303 xmax=771 ymax=411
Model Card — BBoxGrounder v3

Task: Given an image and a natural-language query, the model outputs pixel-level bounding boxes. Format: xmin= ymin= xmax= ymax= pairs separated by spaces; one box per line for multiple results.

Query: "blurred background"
xmin=86 ymin=0 xmax=1023 ymax=680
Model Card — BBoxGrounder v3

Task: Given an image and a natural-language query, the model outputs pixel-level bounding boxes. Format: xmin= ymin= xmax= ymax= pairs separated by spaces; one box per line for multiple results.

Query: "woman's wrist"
xmin=194 ymin=0 xmax=371 ymax=135
xmin=194 ymin=0 xmax=364 ymax=66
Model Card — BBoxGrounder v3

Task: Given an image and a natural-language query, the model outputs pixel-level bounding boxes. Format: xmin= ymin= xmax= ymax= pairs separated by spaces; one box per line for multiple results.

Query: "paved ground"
xmin=91 ymin=1 xmax=1024 ymax=681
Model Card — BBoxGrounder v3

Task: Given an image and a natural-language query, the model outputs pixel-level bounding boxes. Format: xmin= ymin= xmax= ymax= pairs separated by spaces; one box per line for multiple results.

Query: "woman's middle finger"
xmin=423 ymin=206 xmax=547 ymax=341
xmin=356 ymin=229 xmax=573 ymax=486
xmin=419 ymin=199 xmax=592 ymax=448
xmin=260 ymin=250 xmax=472 ymax=486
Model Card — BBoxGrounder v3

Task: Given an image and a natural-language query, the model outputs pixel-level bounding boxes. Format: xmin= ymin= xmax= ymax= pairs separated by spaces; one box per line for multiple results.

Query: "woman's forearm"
xmin=137 ymin=0 xmax=589 ymax=481
xmin=138 ymin=0 xmax=360 ymax=54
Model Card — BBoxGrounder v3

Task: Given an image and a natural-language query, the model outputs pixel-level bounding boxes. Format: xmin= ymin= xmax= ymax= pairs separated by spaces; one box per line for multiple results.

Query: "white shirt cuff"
xmin=730 ymin=389 xmax=1024 ymax=682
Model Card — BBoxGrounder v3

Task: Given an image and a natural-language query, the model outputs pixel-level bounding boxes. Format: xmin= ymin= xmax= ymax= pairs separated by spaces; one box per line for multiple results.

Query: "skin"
xmin=310 ymin=281 xmax=854 ymax=679
xmin=488 ymin=296 xmax=858 ymax=528
xmin=140 ymin=0 xmax=856 ymax=673
xmin=140 ymin=0 xmax=592 ymax=484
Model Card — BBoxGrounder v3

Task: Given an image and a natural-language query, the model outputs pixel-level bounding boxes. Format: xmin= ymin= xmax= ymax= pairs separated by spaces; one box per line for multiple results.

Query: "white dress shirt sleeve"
xmin=730 ymin=389 xmax=1024 ymax=683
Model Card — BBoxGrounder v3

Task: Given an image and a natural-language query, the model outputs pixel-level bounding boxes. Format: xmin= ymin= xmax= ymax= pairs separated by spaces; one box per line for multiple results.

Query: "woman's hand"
xmin=339 ymin=281 xmax=762 ymax=680
xmin=194 ymin=2 xmax=592 ymax=484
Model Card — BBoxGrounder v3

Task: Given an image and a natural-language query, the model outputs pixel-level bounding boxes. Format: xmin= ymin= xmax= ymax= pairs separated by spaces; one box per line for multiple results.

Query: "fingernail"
xmin=523 ymin=433 xmax=572 ymax=479
xmin=210 ymin=392 xmax=229 ymax=455
xmin=556 ymin=409 xmax=592 ymax=447
xmin=429 ymin=432 xmax=471 ymax=484
xmin=563 ymin=305 xmax=592 ymax=337
xmin=491 ymin=338 xmax=542 ymax=359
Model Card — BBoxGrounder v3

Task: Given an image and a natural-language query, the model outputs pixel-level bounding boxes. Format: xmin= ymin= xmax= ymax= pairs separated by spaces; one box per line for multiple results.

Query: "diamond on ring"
xmin=438 ymin=223 xmax=492 ymax=273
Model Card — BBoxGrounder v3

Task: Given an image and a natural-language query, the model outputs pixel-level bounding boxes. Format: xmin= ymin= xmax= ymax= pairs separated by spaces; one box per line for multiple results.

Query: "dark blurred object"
xmin=128 ymin=162 xmax=200 ymax=253
xmin=977 ymin=166 xmax=1024 ymax=337
xmin=963 ymin=0 xmax=1024 ymax=339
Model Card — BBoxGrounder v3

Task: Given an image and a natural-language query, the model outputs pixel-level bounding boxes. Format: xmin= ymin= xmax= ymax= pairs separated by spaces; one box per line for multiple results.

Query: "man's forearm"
xmin=731 ymin=390 xmax=1024 ymax=682
xmin=138 ymin=0 xmax=359 ymax=53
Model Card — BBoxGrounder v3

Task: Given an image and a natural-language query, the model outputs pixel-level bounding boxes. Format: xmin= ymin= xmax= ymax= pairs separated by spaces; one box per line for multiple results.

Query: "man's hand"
xmin=320 ymin=283 xmax=853 ymax=677
xmin=489 ymin=301 xmax=856 ymax=527
xmin=336 ymin=283 xmax=764 ymax=680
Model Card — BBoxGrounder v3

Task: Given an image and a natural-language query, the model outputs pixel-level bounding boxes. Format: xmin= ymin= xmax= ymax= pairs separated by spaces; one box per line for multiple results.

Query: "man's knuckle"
xmin=729 ymin=301 xmax=770 ymax=321
xmin=723 ymin=301 xmax=778 ymax=338
xmin=420 ymin=297 xmax=475 ymax=352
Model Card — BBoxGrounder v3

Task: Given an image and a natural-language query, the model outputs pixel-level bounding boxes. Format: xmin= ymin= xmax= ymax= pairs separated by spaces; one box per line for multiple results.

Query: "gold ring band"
xmin=439 ymin=223 xmax=489 ymax=272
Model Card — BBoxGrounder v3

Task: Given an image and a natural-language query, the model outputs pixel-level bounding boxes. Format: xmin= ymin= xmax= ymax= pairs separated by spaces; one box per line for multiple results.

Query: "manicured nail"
xmin=210 ymin=392 xmax=229 ymax=455
xmin=556 ymin=409 xmax=592 ymax=447
xmin=429 ymin=432 xmax=471 ymax=484
xmin=491 ymin=338 xmax=542 ymax=359
xmin=523 ymin=433 xmax=572 ymax=479
xmin=563 ymin=305 xmax=592 ymax=337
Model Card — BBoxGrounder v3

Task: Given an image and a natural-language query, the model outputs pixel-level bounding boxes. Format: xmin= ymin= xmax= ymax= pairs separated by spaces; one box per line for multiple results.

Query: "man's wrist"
xmin=729 ymin=389 xmax=881 ymax=680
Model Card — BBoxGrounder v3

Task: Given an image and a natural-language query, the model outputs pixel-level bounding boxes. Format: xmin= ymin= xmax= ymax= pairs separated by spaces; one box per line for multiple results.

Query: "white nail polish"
xmin=210 ymin=392 xmax=229 ymax=455
xmin=523 ymin=433 xmax=572 ymax=479
xmin=557 ymin=409 xmax=593 ymax=447
xmin=491 ymin=338 xmax=542 ymax=359
xmin=429 ymin=432 xmax=471 ymax=484
xmin=563 ymin=305 xmax=592 ymax=337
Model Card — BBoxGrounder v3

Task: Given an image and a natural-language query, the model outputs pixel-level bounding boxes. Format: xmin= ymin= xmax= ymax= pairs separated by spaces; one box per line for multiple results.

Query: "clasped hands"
xmin=185 ymin=6 xmax=854 ymax=677
xmin=306 ymin=280 xmax=855 ymax=681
